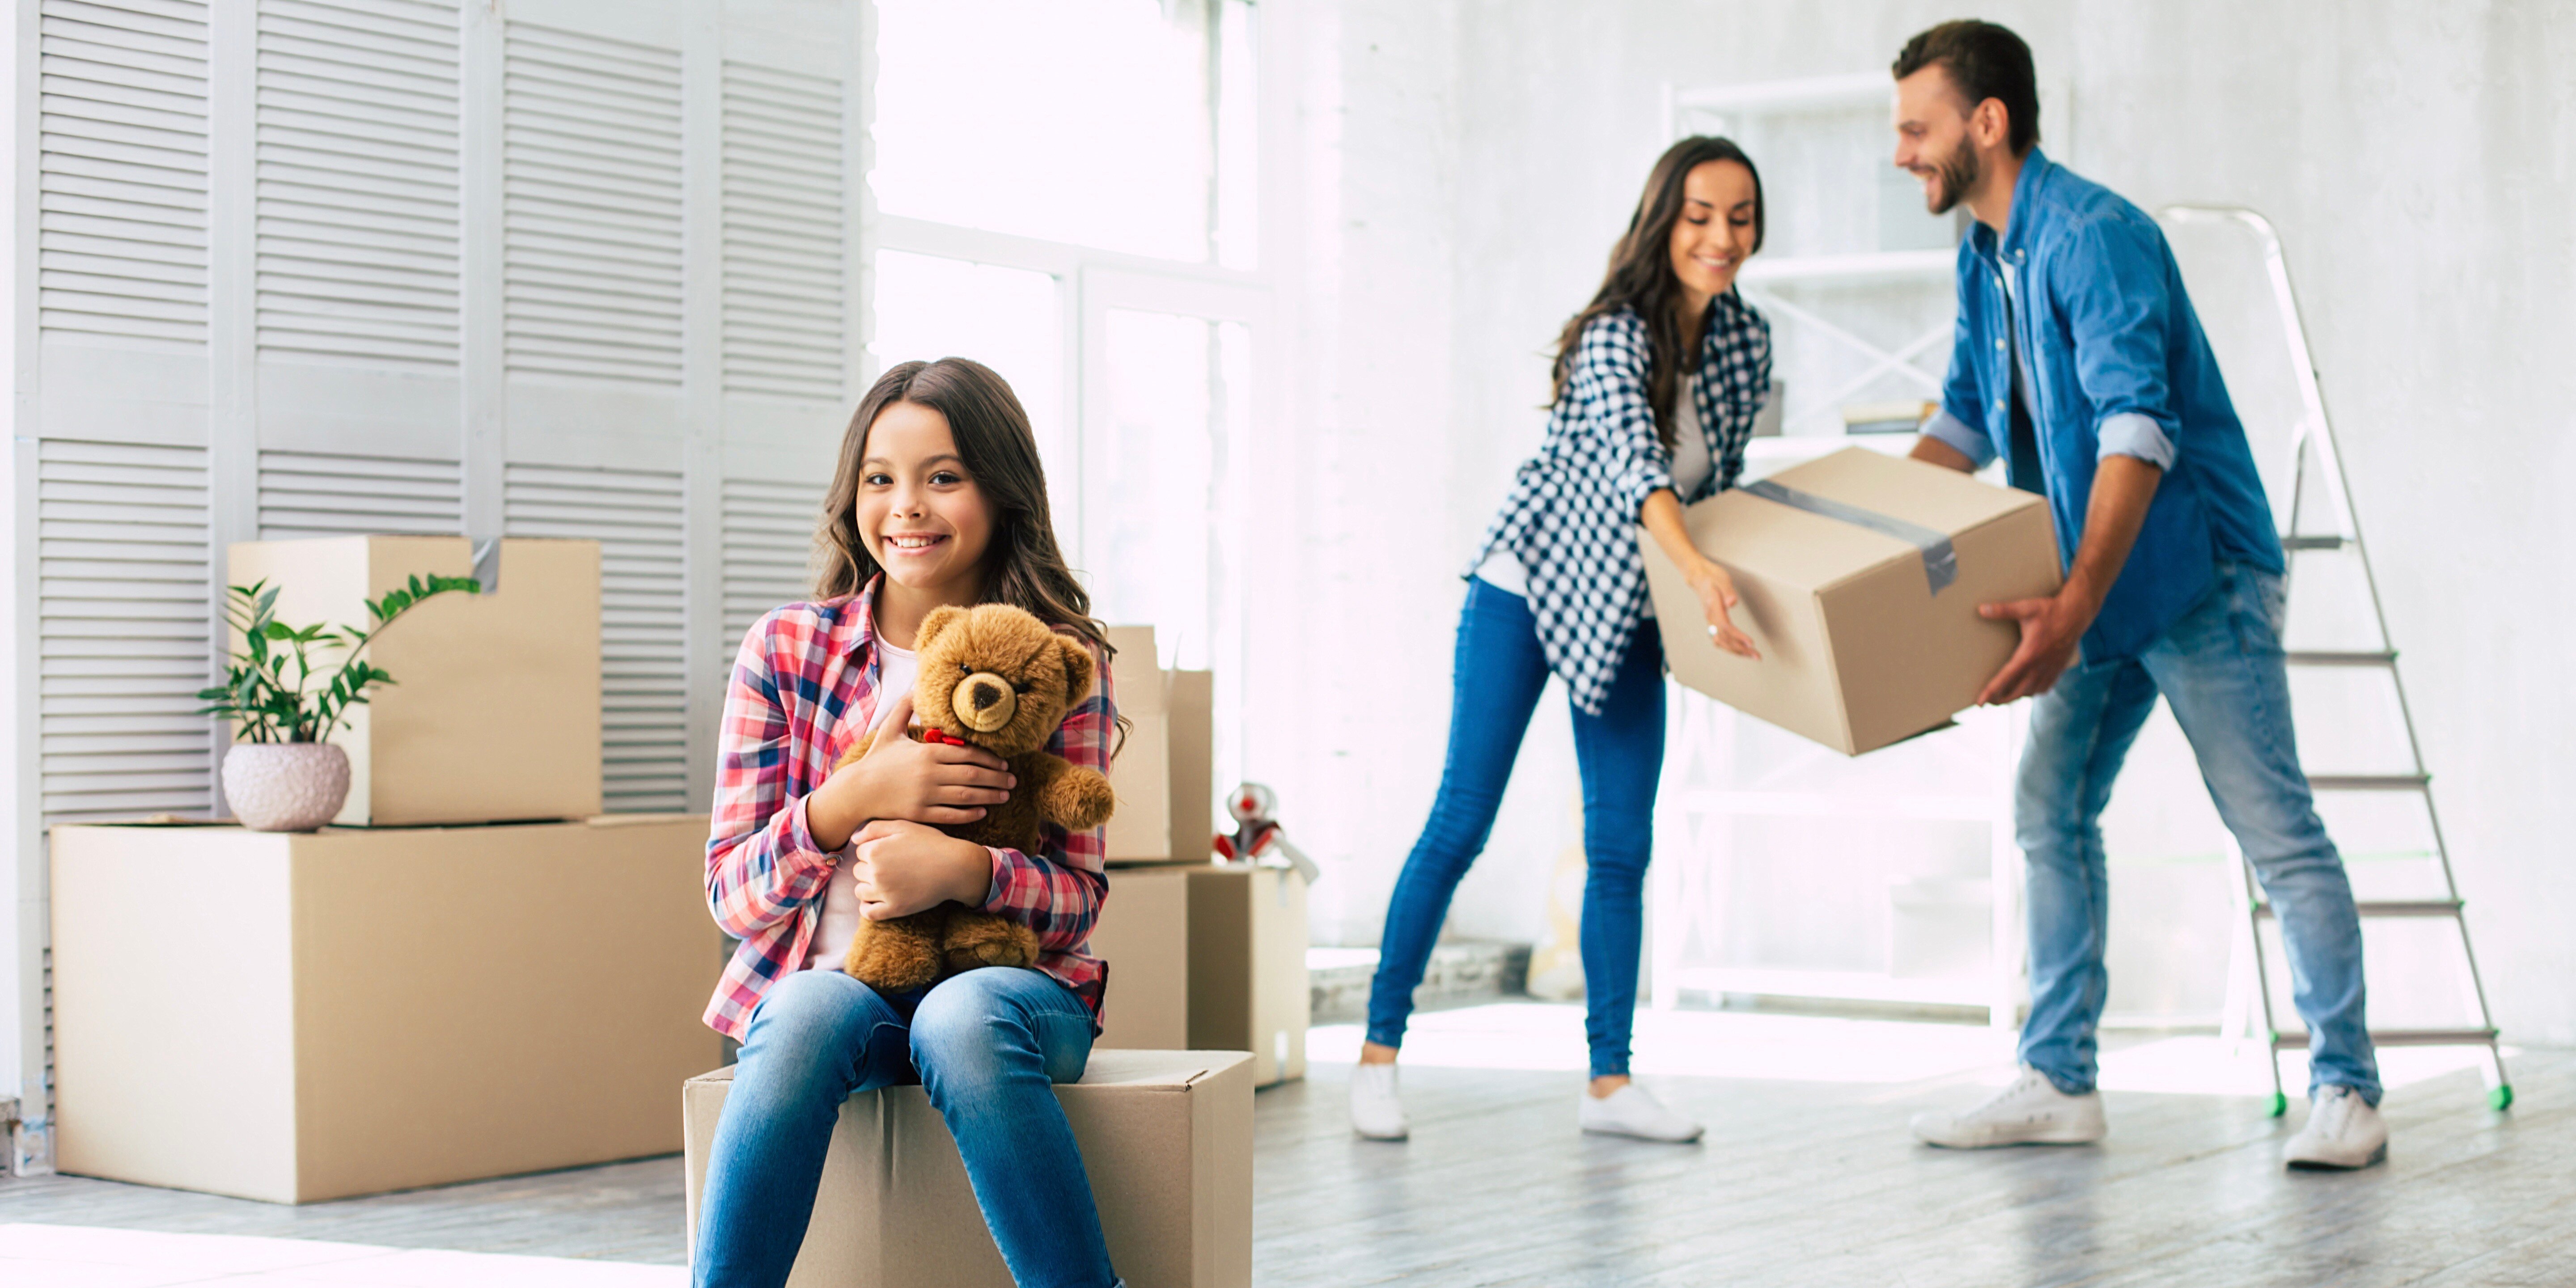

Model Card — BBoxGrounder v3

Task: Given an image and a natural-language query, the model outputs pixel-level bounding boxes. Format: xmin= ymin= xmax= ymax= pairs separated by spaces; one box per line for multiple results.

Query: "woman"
xmin=1352 ymin=136 xmax=1772 ymax=1144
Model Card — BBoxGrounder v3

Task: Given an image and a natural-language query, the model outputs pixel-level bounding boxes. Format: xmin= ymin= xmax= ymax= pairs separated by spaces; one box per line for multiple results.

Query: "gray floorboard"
xmin=3 ymin=1044 xmax=2567 ymax=1284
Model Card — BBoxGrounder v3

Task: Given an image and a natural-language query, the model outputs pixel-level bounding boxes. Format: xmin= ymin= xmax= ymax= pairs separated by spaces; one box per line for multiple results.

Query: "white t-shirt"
xmin=803 ymin=637 xmax=922 ymax=971
xmin=1477 ymin=374 xmax=1714 ymax=607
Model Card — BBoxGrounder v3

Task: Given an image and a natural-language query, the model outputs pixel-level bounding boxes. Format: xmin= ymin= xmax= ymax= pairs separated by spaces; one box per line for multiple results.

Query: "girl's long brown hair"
xmin=818 ymin=358 xmax=1114 ymax=665
xmin=1549 ymin=135 xmax=1765 ymax=449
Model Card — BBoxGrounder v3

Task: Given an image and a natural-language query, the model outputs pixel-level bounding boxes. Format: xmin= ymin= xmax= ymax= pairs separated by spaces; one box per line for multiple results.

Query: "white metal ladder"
xmin=2160 ymin=204 xmax=2511 ymax=1117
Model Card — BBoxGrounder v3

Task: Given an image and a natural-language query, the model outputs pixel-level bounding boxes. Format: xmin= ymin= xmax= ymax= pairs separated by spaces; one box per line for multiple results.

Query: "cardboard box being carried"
xmin=226 ymin=535 xmax=603 ymax=826
xmin=50 ymin=816 xmax=721 ymax=1203
xmin=682 ymin=1050 xmax=1253 ymax=1288
xmin=1640 ymin=447 xmax=2062 ymax=755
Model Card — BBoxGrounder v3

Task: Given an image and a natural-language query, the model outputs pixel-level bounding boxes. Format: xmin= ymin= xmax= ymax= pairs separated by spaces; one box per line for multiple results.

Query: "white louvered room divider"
xmin=253 ymin=0 xmax=462 ymax=369
xmin=720 ymin=476 xmax=826 ymax=652
xmin=14 ymin=0 xmax=862 ymax=1157
xmin=254 ymin=449 xmax=463 ymax=538
xmin=33 ymin=440 xmax=218 ymax=823
xmin=500 ymin=21 xmax=684 ymax=388
xmin=503 ymin=464 xmax=691 ymax=813
xmin=720 ymin=60 xmax=845 ymax=402
xmin=35 ymin=0 xmax=212 ymax=346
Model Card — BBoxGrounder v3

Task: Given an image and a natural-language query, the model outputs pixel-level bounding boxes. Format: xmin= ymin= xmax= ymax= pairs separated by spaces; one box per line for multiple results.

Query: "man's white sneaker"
xmin=2283 ymin=1085 xmax=2388 ymax=1170
xmin=1910 ymin=1066 xmax=2107 ymax=1148
xmin=1349 ymin=1062 xmax=1409 ymax=1140
xmin=1579 ymin=1084 xmax=1704 ymax=1143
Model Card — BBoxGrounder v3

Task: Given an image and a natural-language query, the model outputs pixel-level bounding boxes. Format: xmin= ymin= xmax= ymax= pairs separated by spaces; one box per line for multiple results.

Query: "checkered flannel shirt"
xmin=701 ymin=576 xmax=1114 ymax=1040
xmin=1466 ymin=296 xmax=1772 ymax=713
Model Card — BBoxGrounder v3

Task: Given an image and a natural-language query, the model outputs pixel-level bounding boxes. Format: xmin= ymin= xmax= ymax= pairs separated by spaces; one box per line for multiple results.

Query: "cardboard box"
xmin=50 ymin=816 xmax=723 ymax=1203
xmin=1087 ymin=866 xmax=1192 ymax=1050
xmin=1102 ymin=625 xmax=1170 ymax=862
xmin=1639 ymin=447 xmax=2062 ymax=755
xmin=1188 ymin=866 xmax=1309 ymax=1086
xmin=682 ymin=1050 xmax=1253 ymax=1288
xmin=226 ymin=535 xmax=603 ymax=826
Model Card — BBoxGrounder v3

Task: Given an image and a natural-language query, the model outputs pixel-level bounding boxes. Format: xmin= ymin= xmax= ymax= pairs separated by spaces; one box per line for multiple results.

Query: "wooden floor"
xmin=5 ymin=1019 xmax=2569 ymax=1286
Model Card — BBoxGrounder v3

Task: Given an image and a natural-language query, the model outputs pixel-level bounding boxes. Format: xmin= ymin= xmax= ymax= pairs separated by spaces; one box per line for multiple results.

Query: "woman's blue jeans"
xmin=693 ymin=966 xmax=1121 ymax=1288
xmin=2016 ymin=562 xmax=2380 ymax=1104
xmin=1365 ymin=577 xmax=1667 ymax=1079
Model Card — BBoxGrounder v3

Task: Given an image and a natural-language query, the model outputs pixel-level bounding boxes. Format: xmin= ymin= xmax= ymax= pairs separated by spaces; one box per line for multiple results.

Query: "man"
xmin=1889 ymin=20 xmax=2385 ymax=1170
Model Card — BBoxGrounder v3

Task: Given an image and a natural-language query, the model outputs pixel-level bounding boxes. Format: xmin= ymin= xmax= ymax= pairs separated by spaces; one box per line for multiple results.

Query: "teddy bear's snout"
xmin=953 ymin=672 xmax=1018 ymax=732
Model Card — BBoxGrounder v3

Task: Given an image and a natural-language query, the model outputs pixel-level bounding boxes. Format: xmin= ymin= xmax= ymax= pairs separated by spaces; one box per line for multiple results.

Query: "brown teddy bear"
xmin=836 ymin=602 xmax=1118 ymax=992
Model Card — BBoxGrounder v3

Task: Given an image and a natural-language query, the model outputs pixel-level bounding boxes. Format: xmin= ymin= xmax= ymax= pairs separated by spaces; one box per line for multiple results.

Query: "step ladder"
xmin=2161 ymin=205 xmax=2510 ymax=1117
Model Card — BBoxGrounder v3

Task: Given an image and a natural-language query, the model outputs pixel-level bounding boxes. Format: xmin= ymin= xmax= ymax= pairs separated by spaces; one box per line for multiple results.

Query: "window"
xmin=868 ymin=0 xmax=1279 ymax=818
xmin=867 ymin=250 xmax=1070 ymax=499
xmin=873 ymin=0 xmax=1257 ymax=266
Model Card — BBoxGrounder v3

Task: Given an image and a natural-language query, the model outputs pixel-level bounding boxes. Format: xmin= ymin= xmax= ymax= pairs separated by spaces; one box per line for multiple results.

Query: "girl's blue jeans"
xmin=1365 ymin=577 xmax=1667 ymax=1079
xmin=2016 ymin=562 xmax=2380 ymax=1104
xmin=693 ymin=966 xmax=1123 ymax=1288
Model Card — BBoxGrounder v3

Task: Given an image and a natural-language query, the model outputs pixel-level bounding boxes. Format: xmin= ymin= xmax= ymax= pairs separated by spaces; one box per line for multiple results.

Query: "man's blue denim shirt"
xmin=1922 ymin=148 xmax=2283 ymax=663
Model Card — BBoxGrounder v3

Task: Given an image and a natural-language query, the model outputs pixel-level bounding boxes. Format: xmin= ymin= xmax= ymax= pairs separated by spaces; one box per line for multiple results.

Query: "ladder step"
xmin=2308 ymin=773 xmax=2429 ymax=792
xmin=2286 ymin=649 xmax=2395 ymax=667
xmin=2273 ymin=1028 xmax=2497 ymax=1051
xmin=2284 ymin=535 xmax=2349 ymax=551
xmin=2255 ymin=898 xmax=2461 ymax=919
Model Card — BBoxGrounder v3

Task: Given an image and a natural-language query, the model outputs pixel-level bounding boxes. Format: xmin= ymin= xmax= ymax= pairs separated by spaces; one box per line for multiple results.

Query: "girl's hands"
xmin=850 ymin=819 xmax=992 ymax=920
xmin=806 ymin=692 xmax=1017 ymax=850
xmin=1689 ymin=559 xmax=1761 ymax=660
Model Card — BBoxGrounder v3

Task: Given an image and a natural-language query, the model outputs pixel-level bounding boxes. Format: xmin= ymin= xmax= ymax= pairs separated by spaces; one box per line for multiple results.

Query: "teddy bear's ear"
xmin=1057 ymin=633 xmax=1098 ymax=701
xmin=916 ymin=604 xmax=968 ymax=654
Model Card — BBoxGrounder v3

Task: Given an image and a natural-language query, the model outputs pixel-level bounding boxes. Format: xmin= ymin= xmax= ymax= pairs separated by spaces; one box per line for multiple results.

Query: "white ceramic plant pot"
xmin=222 ymin=741 xmax=351 ymax=833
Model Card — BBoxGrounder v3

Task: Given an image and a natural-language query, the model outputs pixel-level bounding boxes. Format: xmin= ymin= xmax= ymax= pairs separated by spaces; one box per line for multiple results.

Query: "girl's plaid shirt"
xmin=700 ymin=577 xmax=1114 ymax=1040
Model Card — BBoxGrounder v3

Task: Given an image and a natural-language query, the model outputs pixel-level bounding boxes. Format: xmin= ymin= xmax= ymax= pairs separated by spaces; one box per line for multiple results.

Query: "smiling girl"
xmin=693 ymin=358 xmax=1128 ymax=1288
xmin=1351 ymin=136 xmax=1774 ymax=1144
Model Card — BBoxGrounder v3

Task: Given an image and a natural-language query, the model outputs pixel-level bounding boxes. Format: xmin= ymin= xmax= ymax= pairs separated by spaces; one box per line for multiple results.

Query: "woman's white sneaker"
xmin=2283 ymin=1085 xmax=2388 ymax=1170
xmin=1910 ymin=1066 xmax=2107 ymax=1148
xmin=1349 ymin=1062 xmax=1410 ymax=1140
xmin=1579 ymin=1084 xmax=1704 ymax=1143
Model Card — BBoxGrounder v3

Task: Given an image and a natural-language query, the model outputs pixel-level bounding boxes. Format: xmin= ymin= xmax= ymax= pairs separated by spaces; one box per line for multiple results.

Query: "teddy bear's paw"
xmin=844 ymin=918 xmax=947 ymax=991
xmin=1040 ymin=767 xmax=1117 ymax=833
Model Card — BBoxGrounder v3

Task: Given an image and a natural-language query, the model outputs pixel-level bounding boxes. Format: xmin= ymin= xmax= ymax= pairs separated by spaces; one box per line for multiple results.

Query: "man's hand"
xmin=1975 ymin=454 xmax=2165 ymax=705
xmin=848 ymin=818 xmax=992 ymax=920
xmin=1975 ymin=591 xmax=2094 ymax=705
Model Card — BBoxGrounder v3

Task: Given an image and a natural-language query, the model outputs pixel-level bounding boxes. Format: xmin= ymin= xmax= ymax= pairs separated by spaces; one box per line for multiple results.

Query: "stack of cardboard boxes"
xmin=1087 ymin=627 xmax=1311 ymax=1088
xmin=48 ymin=536 xmax=722 ymax=1203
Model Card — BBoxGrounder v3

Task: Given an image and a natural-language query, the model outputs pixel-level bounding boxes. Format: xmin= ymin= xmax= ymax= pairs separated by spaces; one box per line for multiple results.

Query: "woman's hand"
xmin=806 ymin=692 xmax=1017 ymax=850
xmin=849 ymin=819 xmax=993 ymax=920
xmin=1687 ymin=558 xmax=1761 ymax=660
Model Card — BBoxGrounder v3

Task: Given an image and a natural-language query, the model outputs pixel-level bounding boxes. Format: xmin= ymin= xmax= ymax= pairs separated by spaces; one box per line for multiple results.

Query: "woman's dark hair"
xmin=1549 ymin=136 xmax=1764 ymax=449
xmin=1893 ymin=20 xmax=2040 ymax=156
xmin=818 ymin=358 xmax=1113 ymax=664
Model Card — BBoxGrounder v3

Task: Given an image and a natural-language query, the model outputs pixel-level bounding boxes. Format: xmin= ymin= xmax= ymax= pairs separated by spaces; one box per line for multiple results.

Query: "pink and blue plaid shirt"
xmin=702 ymin=577 xmax=1114 ymax=1041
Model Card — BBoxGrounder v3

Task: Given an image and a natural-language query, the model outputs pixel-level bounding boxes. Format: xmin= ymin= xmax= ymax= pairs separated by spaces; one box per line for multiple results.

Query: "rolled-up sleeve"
xmin=1566 ymin=313 xmax=1674 ymax=519
xmin=1922 ymin=405 xmax=1998 ymax=469
xmin=2096 ymin=411 xmax=2175 ymax=469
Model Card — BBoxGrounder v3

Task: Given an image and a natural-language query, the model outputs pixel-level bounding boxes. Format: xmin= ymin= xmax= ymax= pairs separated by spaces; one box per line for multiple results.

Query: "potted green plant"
xmin=197 ymin=573 xmax=479 ymax=831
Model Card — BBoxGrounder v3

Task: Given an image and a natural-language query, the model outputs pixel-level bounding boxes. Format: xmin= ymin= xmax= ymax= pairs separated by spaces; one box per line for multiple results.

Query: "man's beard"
xmin=1926 ymin=141 xmax=1979 ymax=216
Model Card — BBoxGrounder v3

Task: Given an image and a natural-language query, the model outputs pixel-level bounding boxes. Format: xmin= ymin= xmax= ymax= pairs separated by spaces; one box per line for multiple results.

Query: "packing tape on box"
xmin=1742 ymin=478 xmax=1958 ymax=595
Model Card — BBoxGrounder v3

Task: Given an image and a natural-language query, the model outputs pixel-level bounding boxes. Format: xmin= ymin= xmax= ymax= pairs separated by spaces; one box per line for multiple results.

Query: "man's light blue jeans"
xmin=693 ymin=966 xmax=1123 ymax=1288
xmin=2017 ymin=561 xmax=2379 ymax=1104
